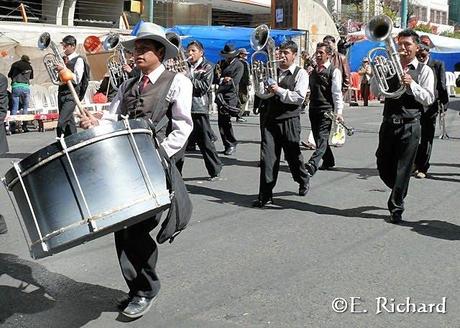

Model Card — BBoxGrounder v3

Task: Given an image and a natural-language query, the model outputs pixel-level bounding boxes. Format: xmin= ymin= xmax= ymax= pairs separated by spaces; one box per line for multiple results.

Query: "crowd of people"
xmin=0 ymin=21 xmax=449 ymax=319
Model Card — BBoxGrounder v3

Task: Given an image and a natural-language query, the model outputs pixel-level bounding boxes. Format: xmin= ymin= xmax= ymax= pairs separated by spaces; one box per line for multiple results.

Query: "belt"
xmin=383 ymin=117 xmax=418 ymax=124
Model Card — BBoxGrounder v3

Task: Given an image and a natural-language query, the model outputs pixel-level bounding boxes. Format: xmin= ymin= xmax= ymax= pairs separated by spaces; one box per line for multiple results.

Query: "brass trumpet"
xmin=324 ymin=111 xmax=355 ymax=136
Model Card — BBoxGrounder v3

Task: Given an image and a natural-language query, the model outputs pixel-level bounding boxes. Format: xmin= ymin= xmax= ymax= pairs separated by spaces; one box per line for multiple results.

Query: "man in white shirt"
xmin=56 ymin=35 xmax=86 ymax=137
xmin=253 ymin=40 xmax=310 ymax=208
xmin=370 ymin=29 xmax=434 ymax=224
xmin=305 ymin=42 xmax=344 ymax=176
xmin=80 ymin=22 xmax=192 ymax=319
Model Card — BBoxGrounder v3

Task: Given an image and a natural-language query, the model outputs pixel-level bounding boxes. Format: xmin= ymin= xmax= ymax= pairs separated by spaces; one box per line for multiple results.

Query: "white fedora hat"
xmin=122 ymin=22 xmax=179 ymax=61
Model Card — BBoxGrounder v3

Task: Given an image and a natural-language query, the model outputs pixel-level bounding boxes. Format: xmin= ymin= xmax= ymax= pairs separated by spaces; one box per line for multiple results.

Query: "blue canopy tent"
xmin=348 ymin=39 xmax=460 ymax=72
xmin=127 ymin=25 xmax=302 ymax=64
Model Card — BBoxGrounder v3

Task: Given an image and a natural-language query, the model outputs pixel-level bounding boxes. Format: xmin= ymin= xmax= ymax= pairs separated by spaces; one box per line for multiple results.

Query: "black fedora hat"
xmin=220 ymin=44 xmax=239 ymax=57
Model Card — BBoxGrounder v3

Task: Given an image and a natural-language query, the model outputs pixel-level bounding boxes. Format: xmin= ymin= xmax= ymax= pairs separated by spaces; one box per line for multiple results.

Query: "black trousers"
xmin=376 ymin=119 xmax=420 ymax=215
xmin=217 ymin=111 xmax=237 ymax=149
xmin=361 ymin=83 xmax=370 ymax=106
xmin=308 ymin=111 xmax=335 ymax=175
xmin=192 ymin=113 xmax=222 ymax=177
xmin=115 ymin=214 xmax=161 ymax=298
xmin=414 ymin=111 xmax=437 ymax=174
xmin=258 ymin=116 xmax=310 ymax=200
xmin=57 ymin=92 xmax=77 ymax=138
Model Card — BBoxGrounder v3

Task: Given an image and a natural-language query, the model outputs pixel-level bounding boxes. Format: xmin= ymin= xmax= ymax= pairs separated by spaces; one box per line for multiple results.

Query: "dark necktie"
xmin=138 ymin=75 xmax=150 ymax=94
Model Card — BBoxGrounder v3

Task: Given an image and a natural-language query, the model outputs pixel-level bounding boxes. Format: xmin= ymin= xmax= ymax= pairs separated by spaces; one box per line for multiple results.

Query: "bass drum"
xmin=3 ymin=119 xmax=170 ymax=259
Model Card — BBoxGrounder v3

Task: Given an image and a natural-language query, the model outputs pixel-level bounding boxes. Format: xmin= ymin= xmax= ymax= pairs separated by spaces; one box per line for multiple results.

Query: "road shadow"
xmin=430 ymin=162 xmax=460 ymax=169
xmin=0 ymin=253 xmax=126 ymax=327
xmin=425 ymin=172 xmax=460 ymax=183
xmin=332 ymin=166 xmax=379 ymax=180
xmin=186 ymin=184 xmax=388 ymax=220
xmin=0 ymin=153 xmax=31 ymax=159
xmin=399 ymin=220 xmax=460 ymax=241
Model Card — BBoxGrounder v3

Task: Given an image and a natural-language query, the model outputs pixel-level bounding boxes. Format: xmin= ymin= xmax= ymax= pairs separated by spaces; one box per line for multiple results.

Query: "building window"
xmin=421 ymin=7 xmax=427 ymax=21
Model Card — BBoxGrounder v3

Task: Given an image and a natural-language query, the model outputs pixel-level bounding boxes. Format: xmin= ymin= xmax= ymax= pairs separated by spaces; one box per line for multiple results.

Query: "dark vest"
xmin=309 ymin=64 xmax=335 ymax=112
xmin=58 ymin=56 xmax=81 ymax=94
xmin=383 ymin=63 xmax=425 ymax=119
xmin=118 ymin=70 xmax=176 ymax=142
xmin=265 ymin=66 xmax=301 ymax=121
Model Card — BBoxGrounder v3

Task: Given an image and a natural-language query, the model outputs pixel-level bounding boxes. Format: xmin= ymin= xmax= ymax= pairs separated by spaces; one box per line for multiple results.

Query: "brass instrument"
xmin=324 ymin=111 xmax=355 ymax=136
xmin=438 ymin=103 xmax=449 ymax=139
xmin=366 ymin=15 xmax=406 ymax=98
xmin=37 ymin=32 xmax=85 ymax=116
xmin=165 ymin=31 xmax=190 ymax=74
xmin=38 ymin=32 xmax=67 ymax=85
xmin=250 ymin=24 xmax=279 ymax=99
xmin=103 ymin=33 xmax=129 ymax=91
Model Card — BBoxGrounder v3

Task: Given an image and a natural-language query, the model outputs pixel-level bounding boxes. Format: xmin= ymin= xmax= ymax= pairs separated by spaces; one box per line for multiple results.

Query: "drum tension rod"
xmin=58 ymin=134 xmax=98 ymax=232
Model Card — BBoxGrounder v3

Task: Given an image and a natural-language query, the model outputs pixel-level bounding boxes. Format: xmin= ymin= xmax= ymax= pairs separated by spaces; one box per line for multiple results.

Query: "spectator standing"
xmin=358 ymin=57 xmax=372 ymax=106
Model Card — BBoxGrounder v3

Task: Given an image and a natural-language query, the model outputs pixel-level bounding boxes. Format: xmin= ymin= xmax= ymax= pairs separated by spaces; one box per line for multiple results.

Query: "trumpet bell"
xmin=166 ymin=31 xmax=181 ymax=48
xmin=250 ymin=24 xmax=269 ymax=51
xmin=38 ymin=32 xmax=51 ymax=50
xmin=365 ymin=15 xmax=393 ymax=42
xmin=103 ymin=34 xmax=120 ymax=51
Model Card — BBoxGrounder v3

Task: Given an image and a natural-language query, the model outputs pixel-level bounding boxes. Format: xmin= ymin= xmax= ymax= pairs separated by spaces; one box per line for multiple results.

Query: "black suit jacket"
xmin=427 ymin=57 xmax=449 ymax=106
xmin=216 ymin=58 xmax=244 ymax=107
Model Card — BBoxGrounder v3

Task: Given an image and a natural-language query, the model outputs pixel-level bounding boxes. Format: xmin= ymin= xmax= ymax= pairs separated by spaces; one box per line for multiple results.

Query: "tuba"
xmin=366 ymin=15 xmax=406 ymax=98
xmin=103 ymin=33 xmax=129 ymax=91
xmin=38 ymin=32 xmax=68 ymax=85
xmin=165 ymin=31 xmax=190 ymax=74
xmin=37 ymin=32 xmax=84 ymax=115
xmin=250 ymin=24 xmax=279 ymax=99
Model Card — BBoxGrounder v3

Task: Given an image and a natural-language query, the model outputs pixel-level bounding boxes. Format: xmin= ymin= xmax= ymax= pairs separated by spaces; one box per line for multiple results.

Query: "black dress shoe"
xmin=121 ymin=296 xmax=156 ymax=318
xmin=252 ymin=198 xmax=273 ymax=208
xmin=298 ymin=183 xmax=310 ymax=196
xmin=318 ymin=164 xmax=335 ymax=170
xmin=387 ymin=212 xmax=403 ymax=224
xmin=305 ymin=163 xmax=315 ymax=177
xmin=224 ymin=146 xmax=235 ymax=155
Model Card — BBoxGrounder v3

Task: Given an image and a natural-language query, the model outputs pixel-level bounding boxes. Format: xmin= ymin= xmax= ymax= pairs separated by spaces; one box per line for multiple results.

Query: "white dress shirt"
xmin=370 ymin=57 xmax=435 ymax=106
xmin=274 ymin=63 xmax=309 ymax=106
xmin=320 ymin=61 xmax=344 ymax=115
xmin=66 ymin=52 xmax=84 ymax=85
xmin=103 ymin=64 xmax=193 ymax=157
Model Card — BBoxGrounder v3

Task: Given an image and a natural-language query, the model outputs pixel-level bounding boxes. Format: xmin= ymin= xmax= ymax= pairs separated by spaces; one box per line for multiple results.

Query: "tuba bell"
xmin=250 ymin=24 xmax=279 ymax=100
xmin=366 ymin=15 xmax=406 ymax=98
xmin=103 ymin=33 xmax=129 ymax=91
xmin=165 ymin=31 xmax=191 ymax=74
xmin=38 ymin=32 xmax=68 ymax=85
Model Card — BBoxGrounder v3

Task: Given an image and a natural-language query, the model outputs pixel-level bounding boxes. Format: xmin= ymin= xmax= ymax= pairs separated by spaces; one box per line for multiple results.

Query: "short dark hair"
xmin=279 ymin=40 xmax=298 ymax=54
xmin=62 ymin=35 xmax=76 ymax=46
xmin=323 ymin=35 xmax=336 ymax=44
xmin=316 ymin=42 xmax=333 ymax=55
xmin=187 ymin=40 xmax=204 ymax=51
xmin=397 ymin=29 xmax=420 ymax=44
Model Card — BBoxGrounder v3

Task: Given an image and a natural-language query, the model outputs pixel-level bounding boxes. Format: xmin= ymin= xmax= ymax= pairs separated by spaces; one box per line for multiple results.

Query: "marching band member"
xmin=185 ymin=40 xmax=222 ymax=180
xmin=56 ymin=35 xmax=86 ymax=137
xmin=253 ymin=40 xmax=310 ymax=208
xmin=80 ymin=22 xmax=193 ymax=319
xmin=305 ymin=42 xmax=344 ymax=176
xmin=215 ymin=44 xmax=244 ymax=156
xmin=413 ymin=43 xmax=449 ymax=179
xmin=370 ymin=29 xmax=434 ymax=224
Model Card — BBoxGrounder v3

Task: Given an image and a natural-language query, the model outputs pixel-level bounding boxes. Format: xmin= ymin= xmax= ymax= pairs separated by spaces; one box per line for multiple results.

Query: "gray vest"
xmin=118 ymin=70 xmax=176 ymax=141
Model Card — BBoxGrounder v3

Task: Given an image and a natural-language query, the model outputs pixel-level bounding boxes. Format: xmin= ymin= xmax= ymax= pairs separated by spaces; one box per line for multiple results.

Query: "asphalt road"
xmin=1 ymin=100 xmax=459 ymax=328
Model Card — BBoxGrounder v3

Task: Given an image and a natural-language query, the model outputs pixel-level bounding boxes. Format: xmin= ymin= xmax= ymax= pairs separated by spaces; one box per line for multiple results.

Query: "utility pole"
xmin=400 ymin=0 xmax=408 ymax=28
xmin=149 ymin=0 xmax=153 ymax=22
